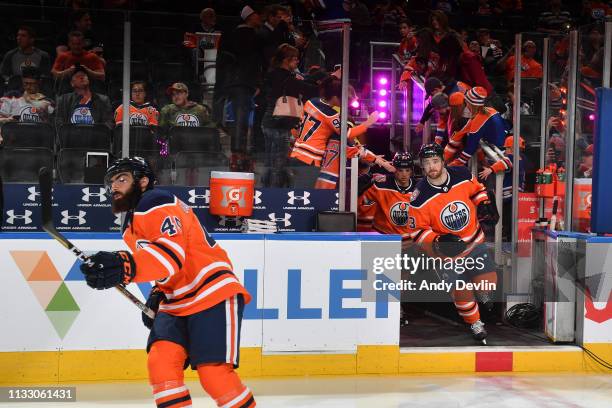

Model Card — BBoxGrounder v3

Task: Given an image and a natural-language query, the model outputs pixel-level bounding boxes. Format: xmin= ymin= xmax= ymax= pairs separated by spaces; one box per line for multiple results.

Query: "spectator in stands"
xmin=55 ymin=66 xmax=112 ymax=128
xmin=577 ymin=144 xmax=593 ymax=178
xmin=56 ymin=10 xmax=103 ymax=57
xmin=476 ymin=0 xmax=493 ymax=15
xmin=261 ymin=44 xmax=318 ymax=187
xmin=215 ymin=6 xmax=264 ymax=171
xmin=194 ymin=8 xmax=218 ymax=33
xmin=537 ymin=0 xmax=572 ymax=33
xmin=345 ymin=0 xmax=372 ymax=28
xmin=372 ymin=0 xmax=408 ymax=29
xmin=260 ymin=5 xmax=294 ymax=73
xmin=476 ymin=28 xmax=503 ymax=76
xmin=579 ymin=0 xmax=611 ymax=23
xmin=51 ymin=31 xmax=105 ymax=82
xmin=432 ymin=0 xmax=460 ymax=14
xmin=398 ymin=19 xmax=417 ymax=63
xmin=0 ymin=26 xmax=51 ymax=80
xmin=458 ymin=37 xmax=494 ymax=95
xmin=160 ymin=82 xmax=210 ymax=129
xmin=546 ymin=116 xmax=566 ymax=166
xmin=498 ymin=41 xmax=543 ymax=83
xmin=114 ymin=81 xmax=159 ymax=126
xmin=0 ymin=67 xmax=54 ymax=124
xmin=428 ymin=11 xmax=462 ymax=83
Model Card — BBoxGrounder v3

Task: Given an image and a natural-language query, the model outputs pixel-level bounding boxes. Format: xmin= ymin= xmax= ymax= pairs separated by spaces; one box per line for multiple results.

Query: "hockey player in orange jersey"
xmin=80 ymin=157 xmax=255 ymax=408
xmin=409 ymin=144 xmax=499 ymax=344
xmin=359 ymin=152 xmax=417 ymax=246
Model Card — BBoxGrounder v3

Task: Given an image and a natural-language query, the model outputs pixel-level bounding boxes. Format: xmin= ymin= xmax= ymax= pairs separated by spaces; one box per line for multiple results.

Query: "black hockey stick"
xmin=38 ymin=167 xmax=155 ymax=319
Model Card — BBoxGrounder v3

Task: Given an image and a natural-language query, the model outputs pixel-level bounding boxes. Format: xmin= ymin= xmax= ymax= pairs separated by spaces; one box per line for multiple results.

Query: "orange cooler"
xmin=209 ymin=171 xmax=255 ymax=216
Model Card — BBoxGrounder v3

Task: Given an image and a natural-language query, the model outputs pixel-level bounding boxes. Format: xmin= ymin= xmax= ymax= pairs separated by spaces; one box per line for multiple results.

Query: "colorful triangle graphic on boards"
xmin=10 ymin=251 xmax=46 ymax=280
xmin=46 ymin=311 xmax=79 ymax=339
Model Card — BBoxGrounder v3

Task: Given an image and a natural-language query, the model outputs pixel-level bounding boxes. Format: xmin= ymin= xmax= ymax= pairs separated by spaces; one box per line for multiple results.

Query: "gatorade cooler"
xmin=209 ymin=171 xmax=255 ymax=216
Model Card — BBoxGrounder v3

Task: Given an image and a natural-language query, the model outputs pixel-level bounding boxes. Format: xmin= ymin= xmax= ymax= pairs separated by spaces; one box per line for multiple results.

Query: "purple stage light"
xmin=351 ymin=99 xmax=360 ymax=108
xmin=379 ymin=89 xmax=388 ymax=96
xmin=589 ymin=113 xmax=595 ymax=121
xmin=378 ymin=100 xmax=387 ymax=108
xmin=378 ymin=77 xmax=388 ymax=86
xmin=379 ymin=111 xmax=387 ymax=120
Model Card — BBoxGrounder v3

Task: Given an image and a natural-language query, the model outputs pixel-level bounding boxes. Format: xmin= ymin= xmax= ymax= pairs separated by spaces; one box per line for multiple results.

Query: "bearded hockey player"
xmin=409 ymin=144 xmax=499 ymax=344
xmin=80 ymin=157 xmax=255 ymax=408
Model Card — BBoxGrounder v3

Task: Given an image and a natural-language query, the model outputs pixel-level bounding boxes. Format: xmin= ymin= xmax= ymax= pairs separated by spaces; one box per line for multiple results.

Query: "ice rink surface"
xmin=3 ymin=373 xmax=611 ymax=407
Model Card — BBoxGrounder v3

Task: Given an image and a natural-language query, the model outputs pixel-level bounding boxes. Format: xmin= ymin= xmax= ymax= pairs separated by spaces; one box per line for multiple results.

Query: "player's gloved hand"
xmin=434 ymin=233 xmax=467 ymax=257
xmin=142 ymin=286 xmax=165 ymax=330
xmin=80 ymin=251 xmax=136 ymax=290
xmin=477 ymin=190 xmax=500 ymax=226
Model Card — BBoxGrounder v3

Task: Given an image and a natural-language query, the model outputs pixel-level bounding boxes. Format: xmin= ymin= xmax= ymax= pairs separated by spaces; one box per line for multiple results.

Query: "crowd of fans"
xmin=0 ymin=0 xmax=610 ymax=184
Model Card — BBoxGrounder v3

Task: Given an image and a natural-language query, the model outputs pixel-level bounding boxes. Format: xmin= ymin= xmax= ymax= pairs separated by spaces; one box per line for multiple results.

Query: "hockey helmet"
xmin=392 ymin=152 xmax=414 ymax=169
xmin=418 ymin=143 xmax=444 ymax=160
xmin=104 ymin=156 xmax=156 ymax=192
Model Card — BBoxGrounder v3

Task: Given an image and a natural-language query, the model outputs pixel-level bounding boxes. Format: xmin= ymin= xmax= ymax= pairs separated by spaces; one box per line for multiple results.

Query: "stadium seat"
xmin=131 ymin=149 xmax=172 ymax=185
xmin=57 ymin=148 xmax=113 ymax=184
xmin=173 ymin=151 xmax=228 ymax=186
xmin=169 ymin=126 xmax=221 ymax=154
xmin=151 ymin=62 xmax=191 ymax=83
xmin=0 ymin=147 xmax=54 ymax=182
xmin=0 ymin=122 xmax=55 ymax=149
xmin=113 ymin=126 xmax=161 ymax=156
xmin=58 ymin=124 xmax=112 ymax=150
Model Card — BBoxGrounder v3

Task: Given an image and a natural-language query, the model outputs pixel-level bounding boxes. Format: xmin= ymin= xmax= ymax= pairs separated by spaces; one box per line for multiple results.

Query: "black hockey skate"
xmin=470 ymin=319 xmax=488 ymax=345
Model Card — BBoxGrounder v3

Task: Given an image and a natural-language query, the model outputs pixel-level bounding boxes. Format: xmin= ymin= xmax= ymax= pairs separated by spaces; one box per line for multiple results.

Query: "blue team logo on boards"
xmin=389 ymin=202 xmax=410 ymax=226
xmin=440 ymin=201 xmax=470 ymax=231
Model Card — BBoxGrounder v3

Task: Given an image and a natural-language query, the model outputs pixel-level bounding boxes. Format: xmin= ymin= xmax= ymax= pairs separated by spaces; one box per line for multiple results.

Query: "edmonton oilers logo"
xmin=440 ymin=201 xmax=469 ymax=231
xmin=389 ymin=202 xmax=409 ymax=226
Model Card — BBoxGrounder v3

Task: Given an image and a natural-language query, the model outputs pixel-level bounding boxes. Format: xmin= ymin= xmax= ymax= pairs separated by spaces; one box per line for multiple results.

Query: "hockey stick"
xmin=38 ymin=167 xmax=155 ymax=319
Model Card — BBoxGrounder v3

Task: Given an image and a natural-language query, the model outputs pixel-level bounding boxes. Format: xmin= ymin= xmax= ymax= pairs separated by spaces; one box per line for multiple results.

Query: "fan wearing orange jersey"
xmin=80 ymin=157 xmax=255 ymax=408
xmin=114 ymin=81 xmax=159 ymax=126
xmin=409 ymin=144 xmax=499 ymax=344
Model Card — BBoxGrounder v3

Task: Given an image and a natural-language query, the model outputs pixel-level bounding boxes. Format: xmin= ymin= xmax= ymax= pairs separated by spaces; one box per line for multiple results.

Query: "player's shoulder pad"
xmin=447 ymin=165 xmax=474 ymax=184
xmin=135 ymin=189 xmax=177 ymax=215
xmin=410 ymin=178 xmax=436 ymax=207
xmin=310 ymin=97 xmax=339 ymax=117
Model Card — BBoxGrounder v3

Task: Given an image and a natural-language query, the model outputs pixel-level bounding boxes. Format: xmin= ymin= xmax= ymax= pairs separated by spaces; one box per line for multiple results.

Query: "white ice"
xmin=3 ymin=373 xmax=612 ymax=407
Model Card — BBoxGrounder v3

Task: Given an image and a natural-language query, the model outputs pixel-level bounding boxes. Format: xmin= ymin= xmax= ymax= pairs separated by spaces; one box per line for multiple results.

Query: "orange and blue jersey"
xmin=122 ymin=189 xmax=250 ymax=316
xmin=452 ymin=107 xmax=511 ymax=170
xmin=409 ymin=166 xmax=488 ymax=257
xmin=290 ymin=98 xmax=368 ymax=167
xmin=360 ymin=176 xmax=416 ymax=241
xmin=315 ymin=137 xmax=377 ymax=189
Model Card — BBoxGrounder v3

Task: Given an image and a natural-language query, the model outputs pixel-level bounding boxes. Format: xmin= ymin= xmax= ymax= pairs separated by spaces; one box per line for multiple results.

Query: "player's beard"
xmin=111 ymin=183 xmax=143 ymax=213
xmin=426 ymin=167 xmax=443 ymax=180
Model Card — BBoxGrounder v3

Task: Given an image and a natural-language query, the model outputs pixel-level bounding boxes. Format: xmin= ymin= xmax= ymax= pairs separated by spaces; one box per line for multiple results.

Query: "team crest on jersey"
xmin=19 ymin=105 xmax=42 ymax=123
xmin=440 ymin=201 xmax=470 ymax=231
xmin=176 ymin=113 xmax=199 ymax=127
xmin=389 ymin=202 xmax=410 ymax=226
xmin=129 ymin=112 xmax=149 ymax=126
xmin=71 ymin=107 xmax=93 ymax=124
xmin=410 ymin=189 xmax=419 ymax=202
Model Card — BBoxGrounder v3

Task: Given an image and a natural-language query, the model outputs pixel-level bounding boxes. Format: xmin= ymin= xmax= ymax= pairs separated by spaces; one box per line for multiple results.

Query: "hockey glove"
xmin=434 ymin=233 xmax=467 ymax=257
xmin=142 ymin=286 xmax=165 ymax=330
xmin=80 ymin=251 xmax=136 ymax=290
xmin=477 ymin=190 xmax=500 ymax=226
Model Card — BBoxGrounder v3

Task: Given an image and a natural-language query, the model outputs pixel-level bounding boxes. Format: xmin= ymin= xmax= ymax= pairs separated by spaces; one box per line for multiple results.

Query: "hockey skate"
xmin=470 ymin=319 xmax=488 ymax=345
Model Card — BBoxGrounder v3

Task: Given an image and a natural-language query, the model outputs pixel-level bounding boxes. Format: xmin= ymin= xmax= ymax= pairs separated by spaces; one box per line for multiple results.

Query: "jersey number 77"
xmin=298 ymin=112 xmax=322 ymax=142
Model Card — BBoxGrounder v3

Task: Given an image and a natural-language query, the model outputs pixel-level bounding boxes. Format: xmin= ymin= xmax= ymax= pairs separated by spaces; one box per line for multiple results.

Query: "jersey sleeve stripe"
xmin=143 ymin=245 xmax=177 ymax=277
xmin=158 ymin=237 xmax=186 ymax=260
xmin=150 ymin=241 xmax=183 ymax=270
xmin=416 ymin=229 xmax=434 ymax=244
xmin=165 ymin=262 xmax=234 ymax=299
xmin=158 ymin=277 xmax=237 ymax=311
